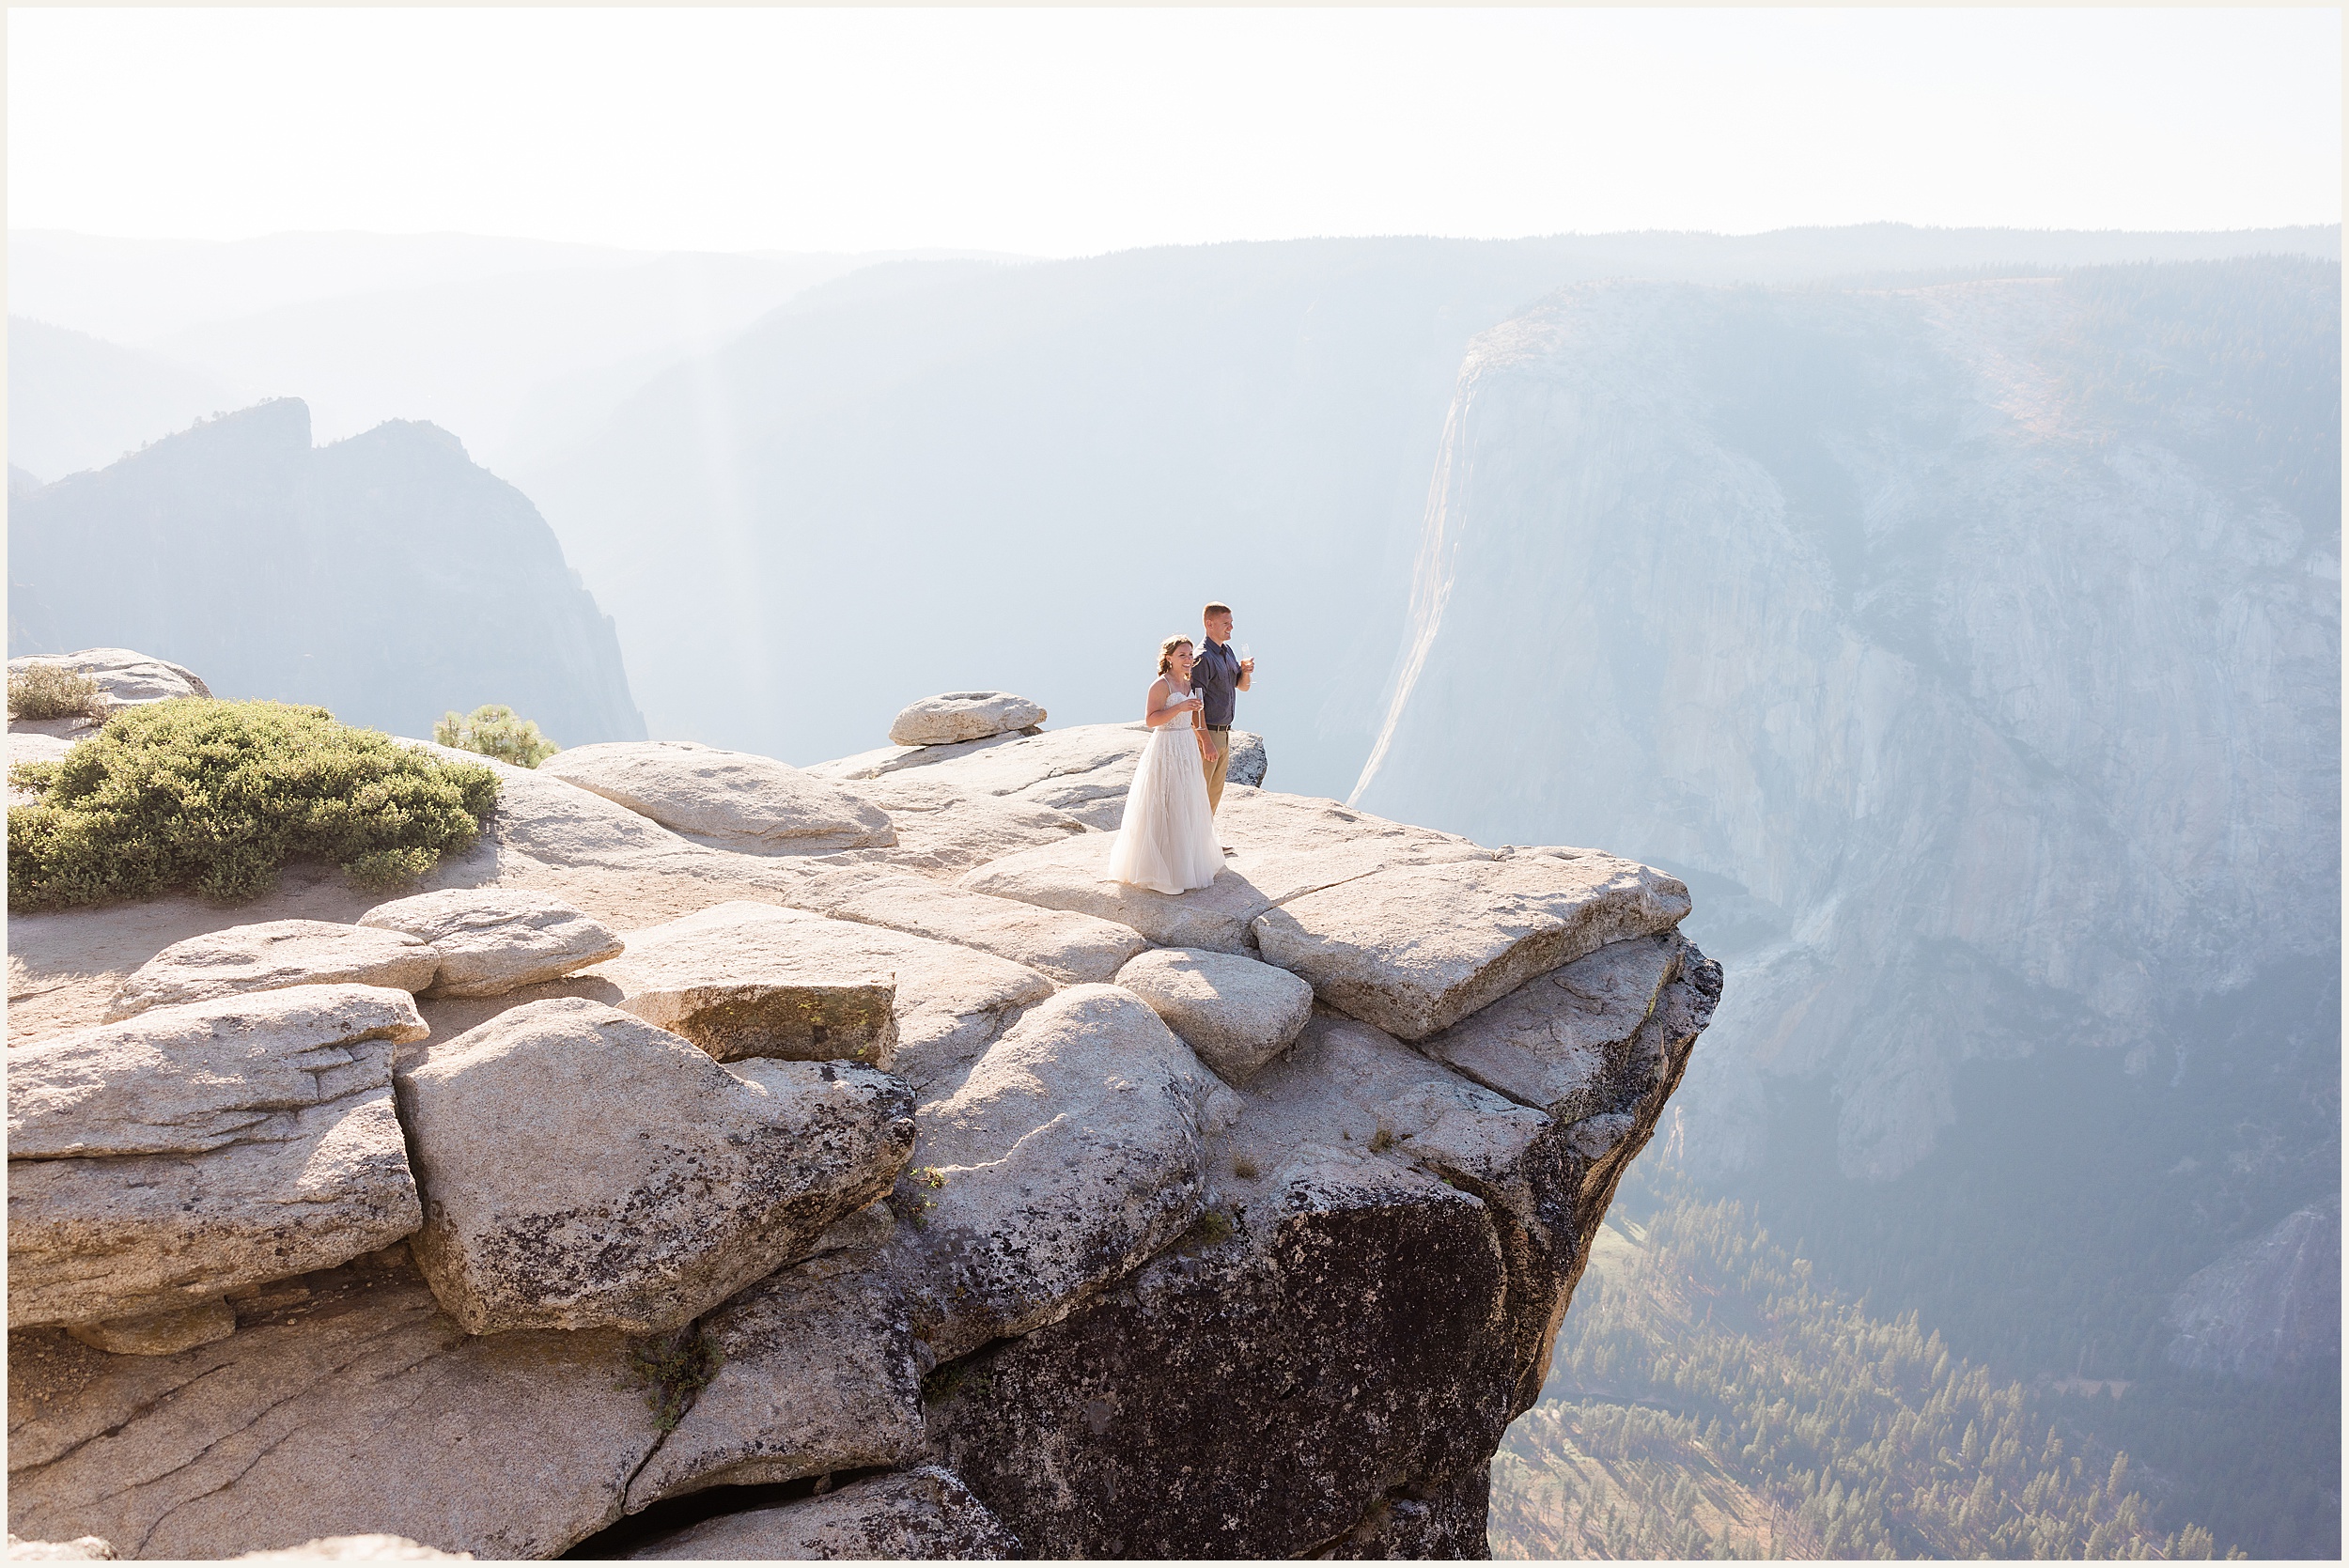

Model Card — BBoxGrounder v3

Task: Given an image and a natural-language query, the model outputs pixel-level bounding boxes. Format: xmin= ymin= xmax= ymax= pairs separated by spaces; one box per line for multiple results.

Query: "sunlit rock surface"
xmin=8 ymin=668 xmax=1714 ymax=1560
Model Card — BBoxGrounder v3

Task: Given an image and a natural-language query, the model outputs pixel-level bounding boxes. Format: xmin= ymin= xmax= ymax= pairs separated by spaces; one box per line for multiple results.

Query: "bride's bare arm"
xmin=1143 ymin=678 xmax=1204 ymax=728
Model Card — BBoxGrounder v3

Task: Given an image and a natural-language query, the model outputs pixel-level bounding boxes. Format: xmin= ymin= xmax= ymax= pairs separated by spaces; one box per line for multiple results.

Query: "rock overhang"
xmin=6 ymin=678 xmax=1717 ymax=1560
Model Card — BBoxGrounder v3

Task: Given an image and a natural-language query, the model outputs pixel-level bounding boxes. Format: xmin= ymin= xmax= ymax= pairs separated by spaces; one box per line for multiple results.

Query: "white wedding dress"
xmin=1106 ymin=682 xmax=1224 ymax=893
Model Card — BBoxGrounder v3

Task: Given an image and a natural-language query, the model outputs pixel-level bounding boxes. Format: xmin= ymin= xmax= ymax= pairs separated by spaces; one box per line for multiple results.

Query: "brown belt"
xmin=1206 ymin=724 xmax=1231 ymax=732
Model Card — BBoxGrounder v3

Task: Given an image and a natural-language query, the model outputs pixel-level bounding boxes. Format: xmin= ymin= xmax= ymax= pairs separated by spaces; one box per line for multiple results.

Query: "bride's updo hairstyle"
xmin=1157 ymin=635 xmax=1194 ymax=675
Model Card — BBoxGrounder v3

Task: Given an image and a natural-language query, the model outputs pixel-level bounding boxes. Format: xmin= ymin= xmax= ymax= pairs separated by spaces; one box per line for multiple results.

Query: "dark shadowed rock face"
xmin=1326 ymin=1462 xmax=1496 ymax=1559
xmin=626 ymin=1466 xmax=1019 ymax=1560
xmin=6 ymin=398 xmax=645 ymax=744
xmin=930 ymin=1153 xmax=1516 ymax=1559
xmin=927 ymin=950 xmax=1720 ymax=1559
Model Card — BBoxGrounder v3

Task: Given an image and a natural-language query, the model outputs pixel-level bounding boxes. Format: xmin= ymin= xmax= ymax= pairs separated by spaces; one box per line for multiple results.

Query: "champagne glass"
xmin=1238 ymin=642 xmax=1253 ymax=678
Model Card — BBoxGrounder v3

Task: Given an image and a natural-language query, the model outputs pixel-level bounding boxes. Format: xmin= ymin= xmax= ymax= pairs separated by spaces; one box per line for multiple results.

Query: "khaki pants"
xmin=1202 ymin=726 xmax=1231 ymax=813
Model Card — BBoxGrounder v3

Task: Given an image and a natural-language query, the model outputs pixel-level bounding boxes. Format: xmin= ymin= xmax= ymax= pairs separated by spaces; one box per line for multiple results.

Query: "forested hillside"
xmin=1493 ymin=1184 xmax=2245 ymax=1560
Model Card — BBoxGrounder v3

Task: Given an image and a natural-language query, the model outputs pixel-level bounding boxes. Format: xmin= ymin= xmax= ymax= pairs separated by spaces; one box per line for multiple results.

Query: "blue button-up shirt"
xmin=1194 ymin=639 xmax=1243 ymax=727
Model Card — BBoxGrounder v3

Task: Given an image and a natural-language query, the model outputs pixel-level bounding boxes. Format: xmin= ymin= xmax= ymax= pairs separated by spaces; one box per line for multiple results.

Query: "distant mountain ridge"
xmin=8 ymin=399 xmax=645 ymax=745
xmin=6 ymin=316 xmax=235 ymax=481
xmin=8 ymin=229 xmax=1019 ymax=343
xmin=8 ymin=231 xmax=1033 ymax=473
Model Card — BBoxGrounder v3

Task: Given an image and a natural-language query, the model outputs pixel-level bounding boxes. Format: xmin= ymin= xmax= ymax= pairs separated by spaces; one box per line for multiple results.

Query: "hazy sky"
xmin=8 ymin=7 xmax=2341 ymax=256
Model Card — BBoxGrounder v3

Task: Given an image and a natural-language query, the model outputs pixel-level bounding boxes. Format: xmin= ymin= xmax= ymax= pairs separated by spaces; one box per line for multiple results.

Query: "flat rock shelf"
xmin=6 ymin=672 xmax=1719 ymax=1561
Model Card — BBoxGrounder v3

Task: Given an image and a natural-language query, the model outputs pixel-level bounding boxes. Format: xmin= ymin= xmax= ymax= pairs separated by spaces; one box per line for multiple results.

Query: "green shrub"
xmin=7 ymin=663 xmax=108 ymax=721
xmin=921 ymin=1361 xmax=993 ymax=1405
xmin=1177 ymin=1207 xmax=1235 ymax=1253
xmin=8 ymin=698 xmax=501 ymax=909
xmin=626 ymin=1327 xmax=723 ymax=1432
xmin=887 ymin=1165 xmax=950 ymax=1230
xmin=434 ymin=704 xmax=559 ymax=768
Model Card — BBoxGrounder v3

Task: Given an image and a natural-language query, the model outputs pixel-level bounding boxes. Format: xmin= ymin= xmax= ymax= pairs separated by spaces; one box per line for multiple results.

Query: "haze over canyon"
xmin=9 ymin=220 xmax=2340 ymax=1557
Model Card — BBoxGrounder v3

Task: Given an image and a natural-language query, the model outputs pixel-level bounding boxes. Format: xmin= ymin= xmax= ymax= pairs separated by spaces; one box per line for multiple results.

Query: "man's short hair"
xmin=1203 ymin=601 xmax=1233 ymax=620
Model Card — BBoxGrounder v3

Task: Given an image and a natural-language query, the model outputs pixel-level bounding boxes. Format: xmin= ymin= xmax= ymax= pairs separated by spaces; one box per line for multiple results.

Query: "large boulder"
xmin=627 ymin=1467 xmax=1019 ymax=1560
xmin=957 ymin=788 xmax=1492 ymax=953
xmin=795 ymin=866 xmax=1148 ymax=985
xmin=396 ymin=998 xmax=915 ymax=1336
xmin=538 ymin=740 xmax=895 ymax=853
xmin=357 ymin=888 xmax=623 ymax=998
xmin=884 ymin=985 xmax=1222 ymax=1361
xmin=1231 ymin=1009 xmax=1585 ymax=1413
xmin=888 ymin=691 xmax=1047 ymax=747
xmin=1112 ymin=947 xmax=1315 ymax=1084
xmin=922 ymin=945 xmax=1722 ymax=1560
xmin=1252 ymin=846 xmax=1691 ymax=1039
xmin=594 ymin=901 xmax=1053 ymax=1091
xmin=5 ymin=1251 xmax=663 ymax=1559
xmin=6 ymin=648 xmax=210 ymax=706
xmin=103 ymin=921 xmax=440 ymax=1021
xmin=596 ymin=903 xmax=901 ymax=1068
xmin=927 ymin=1146 xmax=1516 ymax=1559
xmin=1418 ymin=931 xmax=1686 ymax=1116
xmin=624 ymin=1243 xmax=926 ymax=1508
xmin=8 ymin=986 xmax=428 ymax=1328
xmin=1226 ymin=728 xmax=1268 ymax=787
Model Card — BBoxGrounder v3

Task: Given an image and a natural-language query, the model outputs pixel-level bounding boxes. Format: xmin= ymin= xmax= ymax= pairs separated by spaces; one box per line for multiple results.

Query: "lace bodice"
xmin=1160 ymin=681 xmax=1198 ymax=731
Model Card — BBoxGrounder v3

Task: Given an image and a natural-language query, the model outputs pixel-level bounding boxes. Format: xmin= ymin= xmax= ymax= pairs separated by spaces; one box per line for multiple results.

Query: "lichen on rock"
xmin=396 ymin=997 xmax=916 ymax=1336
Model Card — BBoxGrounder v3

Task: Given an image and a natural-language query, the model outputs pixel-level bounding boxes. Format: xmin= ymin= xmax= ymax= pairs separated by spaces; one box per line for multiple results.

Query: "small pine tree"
xmin=435 ymin=704 xmax=559 ymax=768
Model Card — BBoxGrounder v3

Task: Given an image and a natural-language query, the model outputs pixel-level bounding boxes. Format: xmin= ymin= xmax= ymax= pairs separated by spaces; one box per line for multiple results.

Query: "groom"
xmin=1193 ymin=601 xmax=1254 ymax=813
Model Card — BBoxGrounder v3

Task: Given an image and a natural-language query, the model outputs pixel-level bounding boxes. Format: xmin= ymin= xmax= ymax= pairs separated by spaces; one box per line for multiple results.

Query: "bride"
xmin=1106 ymin=634 xmax=1225 ymax=893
